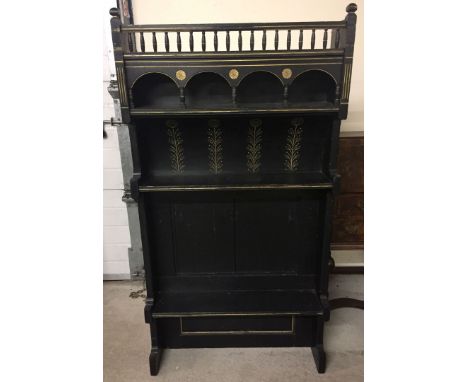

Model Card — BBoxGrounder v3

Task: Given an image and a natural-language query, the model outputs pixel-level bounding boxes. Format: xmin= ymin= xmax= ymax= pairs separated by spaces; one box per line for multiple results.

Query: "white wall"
xmin=131 ymin=0 xmax=364 ymax=132
xmin=103 ymin=0 xmax=131 ymax=279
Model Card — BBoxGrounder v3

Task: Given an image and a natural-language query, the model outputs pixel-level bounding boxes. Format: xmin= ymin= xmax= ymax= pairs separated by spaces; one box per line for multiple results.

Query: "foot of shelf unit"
xmin=149 ymin=347 xmax=163 ymax=376
xmin=311 ymin=344 xmax=326 ymax=373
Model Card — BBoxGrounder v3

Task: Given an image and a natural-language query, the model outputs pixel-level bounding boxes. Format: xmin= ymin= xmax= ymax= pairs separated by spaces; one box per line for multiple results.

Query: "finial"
xmin=109 ymin=7 xmax=120 ymax=17
xmin=346 ymin=3 xmax=357 ymax=13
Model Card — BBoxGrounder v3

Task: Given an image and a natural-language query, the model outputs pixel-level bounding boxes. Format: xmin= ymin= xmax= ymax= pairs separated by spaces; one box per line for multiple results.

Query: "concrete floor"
xmin=104 ymin=275 xmax=363 ymax=381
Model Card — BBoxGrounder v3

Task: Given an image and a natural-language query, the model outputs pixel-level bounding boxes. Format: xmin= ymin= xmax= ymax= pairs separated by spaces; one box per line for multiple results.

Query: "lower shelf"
xmin=152 ymin=289 xmax=324 ymax=318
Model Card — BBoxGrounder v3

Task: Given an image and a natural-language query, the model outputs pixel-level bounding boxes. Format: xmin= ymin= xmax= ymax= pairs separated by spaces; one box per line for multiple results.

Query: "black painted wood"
xmin=109 ymin=3 xmax=358 ymax=377
xmin=152 ymin=32 xmax=157 ymax=52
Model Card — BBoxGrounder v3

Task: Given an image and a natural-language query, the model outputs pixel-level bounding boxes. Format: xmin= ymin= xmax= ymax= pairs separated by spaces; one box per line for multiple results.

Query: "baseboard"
xmin=103 ymin=273 xmax=131 ymax=281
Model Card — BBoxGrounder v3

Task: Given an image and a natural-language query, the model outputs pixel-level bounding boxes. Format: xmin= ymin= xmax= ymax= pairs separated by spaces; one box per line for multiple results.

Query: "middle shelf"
xmin=139 ymin=172 xmax=333 ymax=192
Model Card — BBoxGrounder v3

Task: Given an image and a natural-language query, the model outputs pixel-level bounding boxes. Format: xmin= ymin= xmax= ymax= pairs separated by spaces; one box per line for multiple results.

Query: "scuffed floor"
xmin=104 ymin=275 xmax=363 ymax=382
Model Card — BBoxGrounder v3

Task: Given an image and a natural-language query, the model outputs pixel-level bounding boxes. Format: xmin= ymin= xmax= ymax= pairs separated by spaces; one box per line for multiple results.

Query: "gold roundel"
xmin=229 ymin=69 xmax=239 ymax=80
xmin=176 ymin=70 xmax=186 ymax=81
xmin=282 ymin=68 xmax=292 ymax=79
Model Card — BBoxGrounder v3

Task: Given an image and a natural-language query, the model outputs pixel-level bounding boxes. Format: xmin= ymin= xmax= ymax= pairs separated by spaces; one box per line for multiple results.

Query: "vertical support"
xmin=179 ymin=87 xmax=185 ymax=105
xmin=262 ymin=30 xmax=267 ymax=50
xmin=334 ymin=28 xmax=341 ymax=48
xmin=152 ymin=32 xmax=157 ymax=52
xmin=319 ymin=118 xmax=341 ymax=315
xmin=238 ymin=30 xmax=242 ymax=51
xmin=164 ymin=31 xmax=169 ymax=52
xmin=299 ymin=29 xmax=303 ymax=50
xmin=340 ymin=3 xmax=358 ymax=119
xmin=128 ymin=32 xmax=134 ymax=52
xmin=283 ymin=85 xmax=288 ymax=103
xmin=311 ymin=317 xmax=326 ymax=373
xmin=139 ymin=32 xmax=145 ymax=52
xmin=274 ymin=29 xmax=279 ymax=50
xmin=323 ymin=28 xmax=328 ymax=49
xmin=109 ymin=8 xmax=130 ymax=123
xmin=177 ymin=31 xmax=181 ymax=52
xmin=189 ymin=31 xmax=194 ymax=52
xmin=226 ymin=31 xmax=230 ymax=51
xmin=214 ymin=30 xmax=218 ymax=52
xmin=287 ymin=29 xmax=291 ymax=50
xmin=250 ymin=30 xmax=254 ymax=50
xmin=311 ymin=29 xmax=315 ymax=50
xmin=202 ymin=30 xmax=206 ymax=52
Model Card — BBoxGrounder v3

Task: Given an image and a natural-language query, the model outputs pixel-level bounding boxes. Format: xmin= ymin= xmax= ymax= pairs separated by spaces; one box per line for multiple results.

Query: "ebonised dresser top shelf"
xmin=152 ymin=289 xmax=324 ymax=317
xmin=139 ymin=172 xmax=333 ymax=192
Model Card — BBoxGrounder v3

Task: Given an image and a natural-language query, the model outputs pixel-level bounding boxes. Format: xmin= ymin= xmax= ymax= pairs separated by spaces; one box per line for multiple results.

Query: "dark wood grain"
xmin=331 ymin=134 xmax=364 ymax=248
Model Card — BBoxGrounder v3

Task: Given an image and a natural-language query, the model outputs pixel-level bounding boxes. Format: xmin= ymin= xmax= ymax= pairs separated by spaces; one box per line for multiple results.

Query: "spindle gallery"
xmin=109 ymin=3 xmax=358 ymax=376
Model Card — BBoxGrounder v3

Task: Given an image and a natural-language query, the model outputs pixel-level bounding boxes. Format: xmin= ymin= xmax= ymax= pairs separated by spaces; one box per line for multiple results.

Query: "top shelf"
xmin=109 ymin=4 xmax=357 ymax=122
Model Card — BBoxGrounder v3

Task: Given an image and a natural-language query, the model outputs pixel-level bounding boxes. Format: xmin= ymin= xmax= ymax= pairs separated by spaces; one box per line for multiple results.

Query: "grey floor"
xmin=104 ymin=275 xmax=363 ymax=382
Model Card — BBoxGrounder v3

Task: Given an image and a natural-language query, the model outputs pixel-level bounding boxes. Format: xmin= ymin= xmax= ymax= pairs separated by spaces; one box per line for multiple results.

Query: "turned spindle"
xmin=262 ymin=30 xmax=267 ymax=50
xmin=323 ymin=29 xmax=328 ymax=49
xmin=140 ymin=32 xmax=145 ymax=52
xmin=189 ymin=31 xmax=194 ymax=52
xmin=152 ymin=32 xmax=157 ymax=52
xmin=165 ymin=31 xmax=169 ymax=52
xmin=128 ymin=33 xmax=134 ymax=52
xmin=334 ymin=29 xmax=340 ymax=48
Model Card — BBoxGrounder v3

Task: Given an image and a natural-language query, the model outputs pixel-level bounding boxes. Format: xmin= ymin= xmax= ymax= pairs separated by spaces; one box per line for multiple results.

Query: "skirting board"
xmin=103 ymin=273 xmax=131 ymax=281
xmin=331 ymin=249 xmax=364 ymax=274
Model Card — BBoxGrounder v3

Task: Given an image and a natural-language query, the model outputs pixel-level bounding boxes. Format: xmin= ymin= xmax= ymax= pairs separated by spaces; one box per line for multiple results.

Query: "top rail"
xmin=112 ymin=4 xmax=357 ymax=55
xmin=121 ymin=21 xmax=346 ymax=33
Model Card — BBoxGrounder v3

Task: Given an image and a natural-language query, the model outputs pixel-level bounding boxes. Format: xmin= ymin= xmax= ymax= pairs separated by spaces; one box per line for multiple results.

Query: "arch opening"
xmin=237 ymin=71 xmax=284 ymax=105
xmin=185 ymin=72 xmax=232 ymax=107
xmin=288 ymin=70 xmax=336 ymax=104
xmin=132 ymin=73 xmax=179 ymax=108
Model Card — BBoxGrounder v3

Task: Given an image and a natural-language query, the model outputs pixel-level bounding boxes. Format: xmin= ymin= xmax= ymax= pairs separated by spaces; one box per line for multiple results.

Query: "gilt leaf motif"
xmin=166 ymin=120 xmax=185 ymax=172
xmin=246 ymin=118 xmax=263 ymax=173
xmin=284 ymin=117 xmax=304 ymax=172
xmin=207 ymin=119 xmax=223 ymax=174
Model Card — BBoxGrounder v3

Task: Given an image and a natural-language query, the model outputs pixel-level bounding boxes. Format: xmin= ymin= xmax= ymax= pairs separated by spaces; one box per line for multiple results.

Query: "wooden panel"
xmin=235 ymin=194 xmax=322 ymax=273
xmin=172 ymin=200 xmax=235 ymax=274
xmin=337 ymin=136 xmax=363 ymax=193
xmin=331 ymin=135 xmax=364 ymax=248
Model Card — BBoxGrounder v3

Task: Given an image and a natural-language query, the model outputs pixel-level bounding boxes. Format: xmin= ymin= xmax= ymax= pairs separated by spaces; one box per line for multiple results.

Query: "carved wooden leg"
xmin=311 ymin=317 xmax=326 ymax=373
xmin=149 ymin=347 xmax=163 ymax=376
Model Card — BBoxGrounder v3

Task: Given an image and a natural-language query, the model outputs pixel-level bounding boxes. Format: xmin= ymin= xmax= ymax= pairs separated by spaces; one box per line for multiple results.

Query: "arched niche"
xmin=185 ymin=72 xmax=232 ymax=107
xmin=288 ymin=70 xmax=337 ymax=104
xmin=236 ymin=71 xmax=283 ymax=105
xmin=131 ymin=73 xmax=179 ymax=108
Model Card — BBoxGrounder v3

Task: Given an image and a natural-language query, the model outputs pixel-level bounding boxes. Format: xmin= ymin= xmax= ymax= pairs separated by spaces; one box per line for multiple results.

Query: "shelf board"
xmin=152 ymin=289 xmax=324 ymax=318
xmin=130 ymin=103 xmax=339 ymax=117
xmin=139 ymin=172 xmax=334 ymax=192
